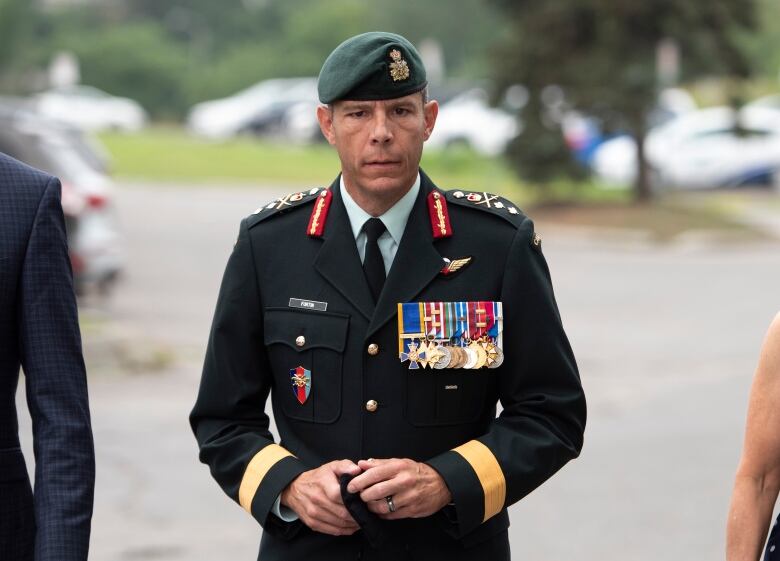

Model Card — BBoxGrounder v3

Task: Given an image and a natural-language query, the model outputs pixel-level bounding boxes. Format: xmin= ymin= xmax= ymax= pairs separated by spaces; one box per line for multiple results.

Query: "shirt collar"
xmin=339 ymin=172 xmax=421 ymax=244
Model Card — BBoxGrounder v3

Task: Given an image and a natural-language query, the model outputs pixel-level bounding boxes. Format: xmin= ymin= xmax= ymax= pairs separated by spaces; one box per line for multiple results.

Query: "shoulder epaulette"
xmin=246 ymin=188 xmax=324 ymax=229
xmin=444 ymin=189 xmax=527 ymax=227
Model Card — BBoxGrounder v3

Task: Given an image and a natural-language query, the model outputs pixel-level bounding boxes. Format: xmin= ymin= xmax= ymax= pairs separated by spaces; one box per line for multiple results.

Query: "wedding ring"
xmin=385 ymin=495 xmax=396 ymax=513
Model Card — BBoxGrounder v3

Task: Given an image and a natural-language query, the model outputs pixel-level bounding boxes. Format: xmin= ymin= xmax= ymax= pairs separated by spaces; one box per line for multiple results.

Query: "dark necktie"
xmin=362 ymin=218 xmax=387 ymax=303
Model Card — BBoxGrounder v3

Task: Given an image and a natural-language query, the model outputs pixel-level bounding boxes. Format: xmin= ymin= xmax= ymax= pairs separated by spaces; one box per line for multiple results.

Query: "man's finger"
xmin=331 ymin=459 xmax=361 ymax=476
xmin=347 ymin=461 xmax=400 ymax=493
xmin=304 ymin=499 xmax=359 ymax=528
xmin=324 ymin=478 xmax=347 ymax=504
xmin=370 ymin=499 xmax=411 ymax=520
xmin=358 ymin=479 xmax=406 ymax=503
xmin=357 ymin=458 xmax=391 ymax=470
xmin=310 ymin=492 xmax=357 ymax=523
xmin=366 ymin=498 xmax=392 ymax=515
xmin=376 ymin=508 xmax=410 ymax=521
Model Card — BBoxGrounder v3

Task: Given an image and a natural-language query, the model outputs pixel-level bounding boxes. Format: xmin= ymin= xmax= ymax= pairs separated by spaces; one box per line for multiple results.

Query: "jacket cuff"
xmin=426 ymin=440 xmax=506 ymax=537
xmin=271 ymin=494 xmax=300 ymax=522
xmin=238 ymin=444 xmax=308 ymax=536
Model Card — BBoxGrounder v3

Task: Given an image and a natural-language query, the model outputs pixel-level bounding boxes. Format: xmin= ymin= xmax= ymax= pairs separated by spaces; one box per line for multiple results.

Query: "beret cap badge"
xmin=388 ymin=49 xmax=410 ymax=82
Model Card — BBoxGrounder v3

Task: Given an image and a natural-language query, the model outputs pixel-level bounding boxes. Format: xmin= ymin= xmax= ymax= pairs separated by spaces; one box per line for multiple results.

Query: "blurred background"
xmin=3 ymin=0 xmax=780 ymax=559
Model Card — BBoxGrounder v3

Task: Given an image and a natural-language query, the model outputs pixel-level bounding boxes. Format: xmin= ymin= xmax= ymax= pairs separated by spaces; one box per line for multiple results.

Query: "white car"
xmin=187 ymin=77 xmax=318 ymax=140
xmin=426 ymin=88 xmax=519 ymax=156
xmin=592 ymin=106 xmax=780 ymax=190
xmin=0 ymin=105 xmax=124 ymax=294
xmin=747 ymin=94 xmax=780 ymax=111
xmin=34 ymin=85 xmax=147 ymax=132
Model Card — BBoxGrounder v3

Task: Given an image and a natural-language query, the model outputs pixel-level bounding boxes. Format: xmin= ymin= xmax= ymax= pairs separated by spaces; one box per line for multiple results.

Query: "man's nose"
xmin=369 ymin=111 xmax=393 ymax=144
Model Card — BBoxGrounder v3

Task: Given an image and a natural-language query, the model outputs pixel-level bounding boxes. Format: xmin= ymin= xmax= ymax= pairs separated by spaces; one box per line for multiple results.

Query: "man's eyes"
xmin=344 ymin=107 xmax=412 ymax=118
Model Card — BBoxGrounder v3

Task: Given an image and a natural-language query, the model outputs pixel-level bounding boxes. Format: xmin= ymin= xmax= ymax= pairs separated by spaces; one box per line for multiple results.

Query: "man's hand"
xmin=281 ymin=459 xmax=362 ymax=536
xmin=347 ymin=458 xmax=452 ymax=520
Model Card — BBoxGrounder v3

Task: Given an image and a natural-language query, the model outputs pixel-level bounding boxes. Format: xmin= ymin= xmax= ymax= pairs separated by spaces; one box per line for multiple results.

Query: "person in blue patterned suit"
xmin=0 ymin=152 xmax=95 ymax=561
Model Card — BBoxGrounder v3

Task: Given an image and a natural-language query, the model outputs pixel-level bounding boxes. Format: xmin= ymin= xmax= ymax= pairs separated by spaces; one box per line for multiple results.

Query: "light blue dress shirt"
xmin=340 ymin=172 xmax=421 ymax=272
xmin=271 ymin=172 xmax=421 ymax=522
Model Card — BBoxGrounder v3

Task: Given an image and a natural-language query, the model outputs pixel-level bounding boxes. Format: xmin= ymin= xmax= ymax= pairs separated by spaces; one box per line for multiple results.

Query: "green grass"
xmin=99 ymin=127 xmax=340 ymax=185
xmin=98 ymin=127 xmax=527 ymax=194
xmin=97 ymin=126 xmax=636 ymax=211
xmin=97 ymin=126 xmax=767 ymax=241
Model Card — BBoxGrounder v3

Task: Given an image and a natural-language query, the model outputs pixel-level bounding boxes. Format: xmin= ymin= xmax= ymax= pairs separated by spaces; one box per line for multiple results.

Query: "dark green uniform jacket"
xmin=190 ymin=171 xmax=586 ymax=561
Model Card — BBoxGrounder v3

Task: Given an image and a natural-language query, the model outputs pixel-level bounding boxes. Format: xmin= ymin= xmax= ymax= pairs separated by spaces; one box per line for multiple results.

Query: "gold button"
xmin=295 ymin=335 xmax=305 ymax=347
xmin=365 ymin=399 xmax=378 ymax=412
xmin=367 ymin=343 xmax=379 ymax=356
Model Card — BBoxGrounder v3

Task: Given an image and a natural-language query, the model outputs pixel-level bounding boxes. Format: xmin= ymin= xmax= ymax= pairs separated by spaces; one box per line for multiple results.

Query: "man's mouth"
xmin=364 ymin=160 xmax=400 ymax=167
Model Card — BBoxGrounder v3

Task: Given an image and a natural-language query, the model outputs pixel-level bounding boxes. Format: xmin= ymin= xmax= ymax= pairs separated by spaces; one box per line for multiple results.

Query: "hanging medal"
xmin=487 ymin=301 xmax=504 ymax=368
xmin=397 ymin=301 xmax=504 ymax=370
xmin=398 ymin=303 xmax=426 ymax=369
xmin=467 ymin=301 xmax=488 ymax=369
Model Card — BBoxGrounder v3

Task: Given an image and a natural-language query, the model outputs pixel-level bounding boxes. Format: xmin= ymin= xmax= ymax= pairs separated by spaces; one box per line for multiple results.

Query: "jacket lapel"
xmin=367 ymin=172 xmax=444 ymax=338
xmin=313 ymin=177 xmax=375 ymax=321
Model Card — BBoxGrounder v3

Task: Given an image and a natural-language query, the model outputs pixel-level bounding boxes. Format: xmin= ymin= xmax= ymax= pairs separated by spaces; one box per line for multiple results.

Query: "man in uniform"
xmin=190 ymin=31 xmax=586 ymax=561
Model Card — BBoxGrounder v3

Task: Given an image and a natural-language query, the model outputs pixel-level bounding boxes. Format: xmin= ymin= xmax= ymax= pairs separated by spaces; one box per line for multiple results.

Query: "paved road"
xmin=17 ymin=182 xmax=780 ymax=560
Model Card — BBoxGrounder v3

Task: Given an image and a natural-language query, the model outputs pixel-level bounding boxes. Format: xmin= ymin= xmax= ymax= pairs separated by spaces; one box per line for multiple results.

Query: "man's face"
xmin=317 ymin=92 xmax=438 ymax=200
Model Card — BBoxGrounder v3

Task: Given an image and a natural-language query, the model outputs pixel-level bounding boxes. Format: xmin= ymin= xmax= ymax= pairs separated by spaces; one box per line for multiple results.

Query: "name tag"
xmin=289 ymin=298 xmax=328 ymax=312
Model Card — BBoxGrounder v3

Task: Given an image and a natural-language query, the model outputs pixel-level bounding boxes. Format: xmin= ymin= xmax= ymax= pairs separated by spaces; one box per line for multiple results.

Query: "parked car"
xmin=34 ymin=85 xmax=147 ymax=133
xmin=426 ymin=88 xmax=519 ymax=156
xmin=563 ymin=88 xmax=697 ymax=166
xmin=747 ymin=93 xmax=780 ymax=111
xmin=0 ymin=103 xmax=124 ymax=294
xmin=187 ymin=77 xmax=318 ymax=140
xmin=592 ymin=105 xmax=780 ymax=190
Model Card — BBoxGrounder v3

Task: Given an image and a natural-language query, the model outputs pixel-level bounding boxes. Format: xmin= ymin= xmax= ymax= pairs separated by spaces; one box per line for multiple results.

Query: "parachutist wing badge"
xmin=440 ymin=257 xmax=472 ymax=276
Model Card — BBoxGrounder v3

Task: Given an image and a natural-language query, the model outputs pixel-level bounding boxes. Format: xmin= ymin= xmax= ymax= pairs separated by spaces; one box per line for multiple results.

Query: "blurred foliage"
xmin=489 ymin=0 xmax=760 ymax=201
xmin=56 ymin=23 xmax=190 ymax=120
xmin=739 ymin=0 xmax=780 ymax=80
xmin=0 ymin=0 xmax=777 ymax=202
xmin=0 ymin=0 xmax=506 ymax=118
xmin=688 ymin=76 xmax=780 ymax=108
xmin=0 ymin=0 xmax=35 ymax=87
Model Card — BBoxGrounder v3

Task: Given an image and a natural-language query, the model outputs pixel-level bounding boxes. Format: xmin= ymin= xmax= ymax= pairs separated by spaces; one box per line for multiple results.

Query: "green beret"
xmin=318 ymin=31 xmax=427 ymax=104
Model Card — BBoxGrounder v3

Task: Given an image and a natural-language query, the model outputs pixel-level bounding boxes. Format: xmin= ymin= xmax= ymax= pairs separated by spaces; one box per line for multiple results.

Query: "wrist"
xmin=421 ymin=461 xmax=452 ymax=507
xmin=280 ymin=478 xmax=296 ymax=508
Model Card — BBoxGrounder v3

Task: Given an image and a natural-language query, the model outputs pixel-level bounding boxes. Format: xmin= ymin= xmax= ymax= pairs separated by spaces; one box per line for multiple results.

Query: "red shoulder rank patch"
xmin=427 ymin=190 xmax=453 ymax=239
xmin=307 ymin=189 xmax=333 ymax=237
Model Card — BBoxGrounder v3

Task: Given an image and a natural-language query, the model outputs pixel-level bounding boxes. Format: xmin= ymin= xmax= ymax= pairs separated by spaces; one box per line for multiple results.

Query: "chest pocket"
xmin=405 ymin=367 xmax=489 ymax=427
xmin=264 ymin=307 xmax=349 ymax=424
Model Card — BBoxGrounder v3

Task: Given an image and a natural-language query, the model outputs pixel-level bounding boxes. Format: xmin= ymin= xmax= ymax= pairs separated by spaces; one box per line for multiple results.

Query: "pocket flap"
xmin=263 ymin=308 xmax=349 ymax=353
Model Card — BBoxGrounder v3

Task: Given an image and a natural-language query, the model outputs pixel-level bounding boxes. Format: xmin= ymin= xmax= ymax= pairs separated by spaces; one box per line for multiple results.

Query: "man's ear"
xmin=422 ymin=100 xmax=439 ymax=141
xmin=316 ymin=104 xmax=337 ymax=145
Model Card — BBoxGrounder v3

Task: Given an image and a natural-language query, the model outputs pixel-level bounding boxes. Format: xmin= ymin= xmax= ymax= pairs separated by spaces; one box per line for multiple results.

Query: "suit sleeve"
xmin=426 ymin=217 xmax=586 ymax=537
xmin=189 ymin=218 xmax=308 ymax=536
xmin=19 ymin=177 xmax=95 ymax=561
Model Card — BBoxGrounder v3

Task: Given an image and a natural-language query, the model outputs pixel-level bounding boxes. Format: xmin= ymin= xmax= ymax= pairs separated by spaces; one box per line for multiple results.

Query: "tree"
xmin=54 ymin=23 xmax=191 ymax=119
xmin=0 ymin=0 xmax=35 ymax=88
xmin=489 ymin=0 xmax=758 ymax=201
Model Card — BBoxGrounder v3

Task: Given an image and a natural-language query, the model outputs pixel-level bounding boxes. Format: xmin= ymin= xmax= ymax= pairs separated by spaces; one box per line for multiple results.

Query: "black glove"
xmin=339 ymin=473 xmax=389 ymax=548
